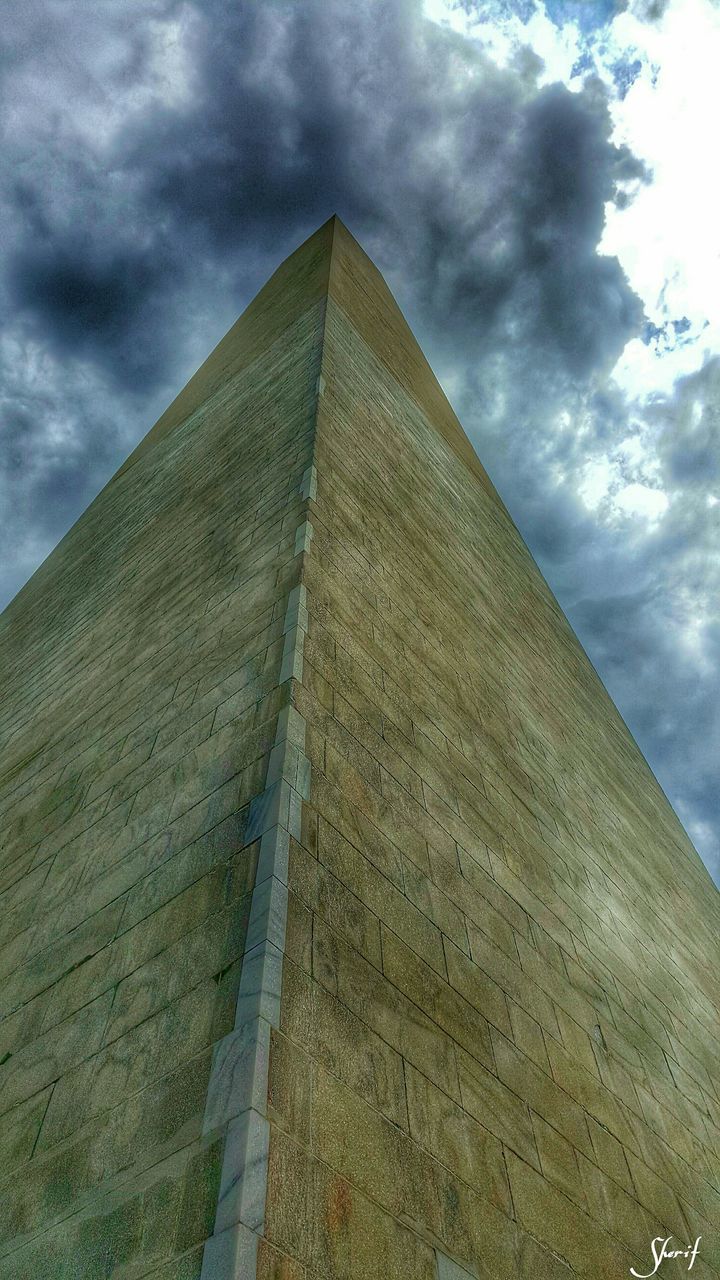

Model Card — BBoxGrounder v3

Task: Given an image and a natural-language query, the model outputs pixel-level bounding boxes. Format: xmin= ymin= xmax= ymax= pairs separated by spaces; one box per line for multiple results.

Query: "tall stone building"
xmin=0 ymin=216 xmax=718 ymax=1280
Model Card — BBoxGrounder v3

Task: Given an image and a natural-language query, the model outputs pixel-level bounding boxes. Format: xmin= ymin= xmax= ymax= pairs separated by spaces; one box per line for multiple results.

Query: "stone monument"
xmin=0 ymin=217 xmax=718 ymax=1279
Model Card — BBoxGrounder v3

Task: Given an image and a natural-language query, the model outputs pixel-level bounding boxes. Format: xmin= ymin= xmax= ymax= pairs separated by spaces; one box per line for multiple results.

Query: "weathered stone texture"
xmin=0 ymin=225 xmax=329 ymax=1277
xmin=263 ymin=220 xmax=720 ymax=1280
xmin=1 ymin=216 xmax=718 ymax=1279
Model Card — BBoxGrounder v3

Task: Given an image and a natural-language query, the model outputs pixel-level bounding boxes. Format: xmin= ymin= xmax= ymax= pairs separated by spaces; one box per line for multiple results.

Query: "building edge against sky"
xmin=0 ymin=216 xmax=718 ymax=1280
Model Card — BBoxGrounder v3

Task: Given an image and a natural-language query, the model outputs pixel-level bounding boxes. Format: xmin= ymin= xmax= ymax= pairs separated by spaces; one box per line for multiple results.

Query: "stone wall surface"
xmin=261 ymin=221 xmax=720 ymax=1280
xmin=0 ymin=216 xmax=718 ymax=1280
xmin=0 ymin=222 xmax=329 ymax=1278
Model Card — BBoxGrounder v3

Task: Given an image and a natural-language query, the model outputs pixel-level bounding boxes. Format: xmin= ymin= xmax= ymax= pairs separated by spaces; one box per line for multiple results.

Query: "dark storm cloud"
xmin=1 ymin=0 xmax=718 ymax=879
xmin=512 ymin=359 xmax=720 ymax=878
xmin=654 ymin=356 xmax=720 ymax=489
xmin=8 ymin=237 xmax=174 ymax=387
xmin=2 ymin=0 xmax=644 ymax=390
xmin=0 ymin=350 xmax=125 ymax=603
xmin=569 ymin=544 xmax=720 ymax=874
xmin=403 ymin=79 xmax=646 ymax=384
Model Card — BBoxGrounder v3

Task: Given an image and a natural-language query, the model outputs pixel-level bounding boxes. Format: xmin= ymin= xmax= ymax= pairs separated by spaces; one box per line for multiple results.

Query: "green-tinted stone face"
xmin=0 ymin=222 xmax=327 ymax=1277
xmin=1 ymin=217 xmax=718 ymax=1280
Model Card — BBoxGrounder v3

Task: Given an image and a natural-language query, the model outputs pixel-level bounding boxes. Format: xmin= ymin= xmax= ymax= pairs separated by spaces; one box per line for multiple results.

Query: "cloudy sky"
xmin=1 ymin=0 xmax=718 ymax=881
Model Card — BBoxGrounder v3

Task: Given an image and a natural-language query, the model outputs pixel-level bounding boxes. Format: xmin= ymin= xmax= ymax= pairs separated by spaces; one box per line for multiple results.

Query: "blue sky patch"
xmin=544 ymin=0 xmax=621 ymax=33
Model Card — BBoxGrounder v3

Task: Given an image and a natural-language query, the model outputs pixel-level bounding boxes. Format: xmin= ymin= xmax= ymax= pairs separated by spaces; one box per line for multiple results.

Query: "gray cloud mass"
xmin=1 ymin=0 xmax=718 ymax=879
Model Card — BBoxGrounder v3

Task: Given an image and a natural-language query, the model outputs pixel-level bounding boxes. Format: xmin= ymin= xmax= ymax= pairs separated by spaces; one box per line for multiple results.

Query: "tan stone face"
xmin=0 ymin=217 xmax=718 ymax=1280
